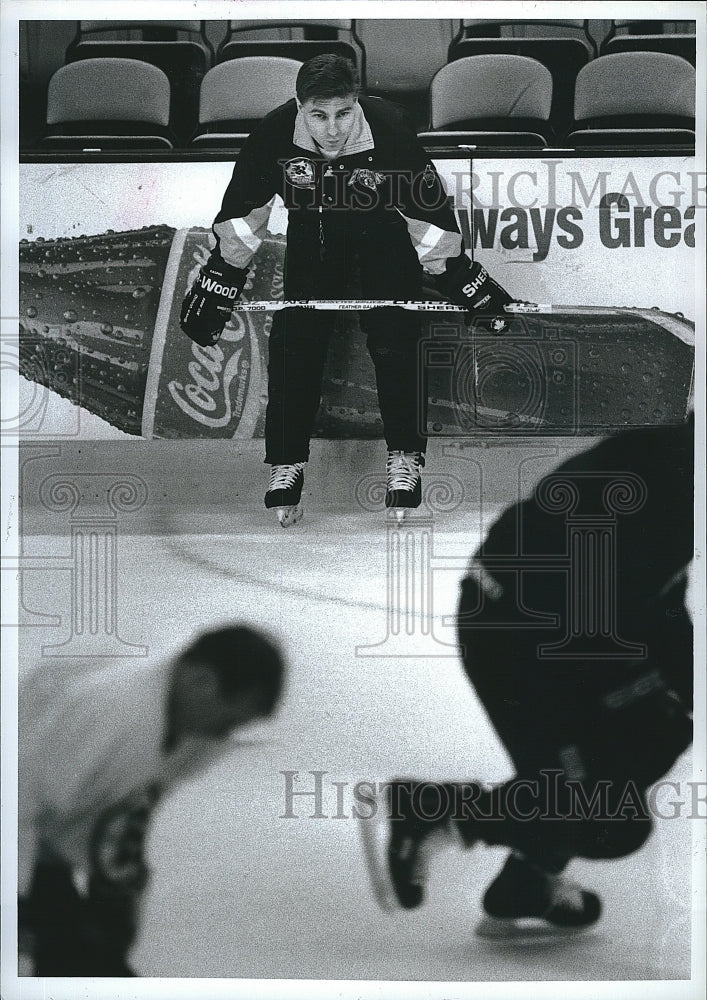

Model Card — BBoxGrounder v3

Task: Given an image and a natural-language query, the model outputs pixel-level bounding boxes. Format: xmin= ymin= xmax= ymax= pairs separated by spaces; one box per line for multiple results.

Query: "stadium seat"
xmin=220 ymin=19 xmax=359 ymax=42
xmin=41 ymin=58 xmax=174 ymax=151
xmin=190 ymin=57 xmax=302 ymax=149
xmin=448 ymin=20 xmax=595 ymax=138
xmin=356 ymin=20 xmax=456 ymax=126
xmin=68 ymin=20 xmax=212 ymax=45
xmin=216 ymin=20 xmax=363 ymax=83
xmin=601 ymin=19 xmax=696 ymax=65
xmin=418 ymin=55 xmax=553 ymax=150
xmin=65 ymin=22 xmax=214 ymax=143
xmin=566 ymin=52 xmax=695 ymax=151
xmin=453 ymin=19 xmax=596 ymax=52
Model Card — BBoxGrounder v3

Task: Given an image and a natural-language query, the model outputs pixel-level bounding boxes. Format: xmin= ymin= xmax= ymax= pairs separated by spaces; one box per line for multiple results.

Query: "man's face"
xmin=298 ymin=94 xmax=358 ymax=153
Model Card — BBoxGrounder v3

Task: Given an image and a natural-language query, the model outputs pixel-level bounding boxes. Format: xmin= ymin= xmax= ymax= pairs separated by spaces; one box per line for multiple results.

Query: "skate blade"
xmin=475 ymin=914 xmax=597 ymax=942
xmin=276 ymin=503 xmax=303 ymax=528
xmin=356 ymin=791 xmax=399 ymax=913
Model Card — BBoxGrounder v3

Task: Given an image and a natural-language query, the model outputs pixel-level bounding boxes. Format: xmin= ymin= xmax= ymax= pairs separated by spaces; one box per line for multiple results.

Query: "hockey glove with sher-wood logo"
xmin=180 ymin=252 xmax=248 ymax=347
xmin=436 ymin=254 xmax=514 ymax=333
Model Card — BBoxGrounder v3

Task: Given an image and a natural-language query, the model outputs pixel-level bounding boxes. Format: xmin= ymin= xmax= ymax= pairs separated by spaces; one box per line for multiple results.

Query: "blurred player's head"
xmin=296 ymin=55 xmax=360 ymax=154
xmin=169 ymin=625 xmax=285 ymax=739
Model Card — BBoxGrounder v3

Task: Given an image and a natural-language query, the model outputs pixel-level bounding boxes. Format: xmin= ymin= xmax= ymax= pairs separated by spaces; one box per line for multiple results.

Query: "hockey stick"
xmin=231 ymin=299 xmax=552 ymax=313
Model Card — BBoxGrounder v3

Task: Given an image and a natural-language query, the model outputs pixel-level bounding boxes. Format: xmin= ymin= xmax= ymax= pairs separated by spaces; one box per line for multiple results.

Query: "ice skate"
xmin=385 ymin=451 xmax=423 ymax=524
xmin=265 ymin=462 xmax=305 ymax=528
xmin=475 ymin=853 xmax=601 ymax=940
xmin=358 ymin=780 xmax=462 ymax=911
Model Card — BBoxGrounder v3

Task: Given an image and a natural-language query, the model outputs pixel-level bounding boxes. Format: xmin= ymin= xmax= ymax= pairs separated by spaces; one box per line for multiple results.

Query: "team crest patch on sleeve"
xmin=285 ymin=157 xmax=316 ymax=189
xmin=350 ymin=168 xmax=386 ymax=190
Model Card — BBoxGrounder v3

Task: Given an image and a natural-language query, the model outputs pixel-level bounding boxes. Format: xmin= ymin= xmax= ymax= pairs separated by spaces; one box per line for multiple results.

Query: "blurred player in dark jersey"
xmin=363 ymin=417 xmax=694 ymax=936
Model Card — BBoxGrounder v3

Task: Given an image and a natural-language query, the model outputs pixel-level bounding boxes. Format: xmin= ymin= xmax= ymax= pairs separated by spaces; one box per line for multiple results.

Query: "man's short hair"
xmin=180 ymin=625 xmax=284 ymax=714
xmin=296 ymin=54 xmax=360 ymax=104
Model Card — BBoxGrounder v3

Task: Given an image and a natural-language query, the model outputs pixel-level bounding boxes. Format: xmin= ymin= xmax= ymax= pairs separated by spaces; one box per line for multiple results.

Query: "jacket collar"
xmin=292 ymin=100 xmax=374 ymax=156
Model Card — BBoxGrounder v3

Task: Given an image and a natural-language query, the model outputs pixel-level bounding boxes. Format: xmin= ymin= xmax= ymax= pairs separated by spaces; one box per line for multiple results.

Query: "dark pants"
xmin=454 ymin=576 xmax=692 ymax=872
xmin=453 ymin=423 xmax=694 ymax=871
xmin=23 ymin=853 xmax=137 ymax=977
xmin=265 ymin=217 xmax=427 ymax=463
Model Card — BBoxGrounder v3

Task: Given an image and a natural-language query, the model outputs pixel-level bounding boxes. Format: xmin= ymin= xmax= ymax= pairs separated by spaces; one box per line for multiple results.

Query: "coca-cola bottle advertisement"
xmin=19 ymin=223 xmax=695 ymax=439
xmin=18 ymin=223 xmax=395 ymax=440
xmin=19 ymin=226 xmax=276 ymax=438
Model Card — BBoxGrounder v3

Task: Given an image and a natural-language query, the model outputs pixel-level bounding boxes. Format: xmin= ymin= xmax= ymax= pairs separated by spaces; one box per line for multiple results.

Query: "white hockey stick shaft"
xmin=231 ymin=299 xmax=551 ymax=313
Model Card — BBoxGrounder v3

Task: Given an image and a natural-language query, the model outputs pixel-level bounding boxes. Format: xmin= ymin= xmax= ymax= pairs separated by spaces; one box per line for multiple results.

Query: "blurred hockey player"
xmin=363 ymin=417 xmax=694 ymax=936
xmin=18 ymin=625 xmax=285 ymax=975
xmin=180 ymin=54 xmax=513 ymax=526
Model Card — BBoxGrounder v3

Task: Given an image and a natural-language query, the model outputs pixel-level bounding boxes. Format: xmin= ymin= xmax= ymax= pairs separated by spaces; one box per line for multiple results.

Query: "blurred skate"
xmin=476 ymin=853 xmax=601 ymax=940
xmin=358 ymin=780 xmax=461 ymax=911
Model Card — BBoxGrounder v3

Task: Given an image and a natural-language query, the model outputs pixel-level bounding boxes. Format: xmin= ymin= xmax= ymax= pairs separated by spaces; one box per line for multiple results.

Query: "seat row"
xmin=22 ymin=18 xmax=698 ymax=148
xmin=447 ymin=18 xmax=695 ymax=138
xmin=63 ymin=18 xmax=698 ymax=86
xmin=59 ymin=20 xmax=363 ymax=143
xmin=37 ymin=51 xmax=696 ymax=155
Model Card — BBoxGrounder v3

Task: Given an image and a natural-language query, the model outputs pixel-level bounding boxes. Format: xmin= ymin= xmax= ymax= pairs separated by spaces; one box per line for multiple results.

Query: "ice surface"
xmin=16 ymin=438 xmax=694 ymax=984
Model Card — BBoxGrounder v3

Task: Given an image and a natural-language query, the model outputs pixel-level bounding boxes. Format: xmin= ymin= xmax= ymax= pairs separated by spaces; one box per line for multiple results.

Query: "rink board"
xmin=17 ymin=156 xmax=697 ymax=438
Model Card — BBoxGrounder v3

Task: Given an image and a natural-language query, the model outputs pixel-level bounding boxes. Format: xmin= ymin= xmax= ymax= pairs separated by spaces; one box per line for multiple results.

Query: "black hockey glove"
xmin=436 ymin=254 xmax=514 ymax=333
xmin=180 ymin=252 xmax=248 ymax=347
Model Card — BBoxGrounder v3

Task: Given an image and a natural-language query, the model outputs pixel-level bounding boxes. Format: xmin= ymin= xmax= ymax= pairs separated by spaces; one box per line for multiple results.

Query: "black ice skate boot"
xmin=385 ymin=451 xmax=424 ymax=524
xmin=359 ymin=780 xmax=463 ymax=911
xmin=265 ymin=462 xmax=306 ymax=527
xmin=477 ymin=852 xmax=602 ymax=939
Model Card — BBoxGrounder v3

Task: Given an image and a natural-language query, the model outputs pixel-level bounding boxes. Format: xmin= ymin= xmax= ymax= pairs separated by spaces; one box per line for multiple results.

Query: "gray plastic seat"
xmin=42 ymin=58 xmax=173 ymax=150
xmin=359 ymin=19 xmax=455 ymax=95
xmin=567 ymin=52 xmax=695 ymax=150
xmin=457 ymin=19 xmax=595 ymax=52
xmin=191 ymin=57 xmax=302 ymax=149
xmin=225 ymin=19 xmax=355 ymax=34
xmin=602 ymin=18 xmax=696 ymax=65
xmin=449 ymin=19 xmax=595 ymax=135
xmin=217 ymin=19 xmax=363 ymax=83
xmin=419 ymin=54 xmax=553 ymax=149
xmin=67 ymin=20 xmax=213 ymax=59
xmin=65 ymin=22 xmax=213 ymax=142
